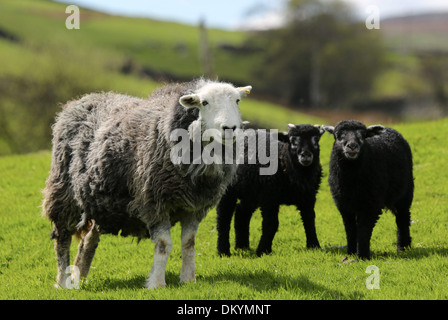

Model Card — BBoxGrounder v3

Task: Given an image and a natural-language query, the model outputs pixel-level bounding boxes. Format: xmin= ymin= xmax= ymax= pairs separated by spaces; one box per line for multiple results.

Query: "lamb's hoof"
xmin=218 ymin=251 xmax=231 ymax=257
xmin=397 ymin=245 xmax=410 ymax=252
xmin=256 ymin=249 xmax=272 ymax=257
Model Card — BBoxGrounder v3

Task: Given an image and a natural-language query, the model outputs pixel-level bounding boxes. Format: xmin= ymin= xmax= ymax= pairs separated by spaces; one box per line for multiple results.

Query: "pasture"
xmin=1 ymin=117 xmax=447 ymax=300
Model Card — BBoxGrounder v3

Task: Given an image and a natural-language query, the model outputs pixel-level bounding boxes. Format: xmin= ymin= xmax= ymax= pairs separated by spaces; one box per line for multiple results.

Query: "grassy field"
xmin=1 ymin=118 xmax=447 ymax=300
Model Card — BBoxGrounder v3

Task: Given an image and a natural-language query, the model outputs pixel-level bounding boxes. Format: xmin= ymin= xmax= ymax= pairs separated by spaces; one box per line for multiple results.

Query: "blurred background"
xmin=0 ymin=0 xmax=447 ymax=155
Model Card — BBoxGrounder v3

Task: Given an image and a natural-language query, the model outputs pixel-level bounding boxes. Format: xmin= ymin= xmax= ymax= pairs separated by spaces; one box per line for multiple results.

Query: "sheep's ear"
xmin=288 ymin=123 xmax=296 ymax=130
xmin=314 ymin=124 xmax=326 ymax=136
xmin=179 ymin=94 xmax=201 ymax=108
xmin=322 ymin=125 xmax=335 ymax=135
xmin=237 ymin=86 xmax=252 ymax=98
xmin=367 ymin=125 xmax=385 ymax=137
xmin=277 ymin=132 xmax=289 ymax=143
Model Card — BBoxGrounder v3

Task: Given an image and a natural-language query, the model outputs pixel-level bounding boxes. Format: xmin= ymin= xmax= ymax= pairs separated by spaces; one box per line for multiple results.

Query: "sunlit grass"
xmin=1 ymin=119 xmax=447 ymax=299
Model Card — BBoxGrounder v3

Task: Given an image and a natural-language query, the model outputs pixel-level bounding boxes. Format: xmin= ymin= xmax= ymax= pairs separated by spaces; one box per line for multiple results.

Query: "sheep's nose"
xmin=221 ymin=125 xmax=237 ymax=132
xmin=347 ymin=142 xmax=358 ymax=151
xmin=301 ymin=150 xmax=312 ymax=157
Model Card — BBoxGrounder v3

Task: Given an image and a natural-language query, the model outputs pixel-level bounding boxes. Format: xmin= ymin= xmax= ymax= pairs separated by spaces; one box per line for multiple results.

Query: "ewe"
xmin=42 ymin=79 xmax=252 ymax=289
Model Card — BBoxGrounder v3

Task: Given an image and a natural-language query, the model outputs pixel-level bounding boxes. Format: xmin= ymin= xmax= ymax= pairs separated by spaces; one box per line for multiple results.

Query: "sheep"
xmin=42 ymin=79 xmax=252 ymax=289
xmin=323 ymin=120 xmax=414 ymax=260
xmin=216 ymin=124 xmax=324 ymax=257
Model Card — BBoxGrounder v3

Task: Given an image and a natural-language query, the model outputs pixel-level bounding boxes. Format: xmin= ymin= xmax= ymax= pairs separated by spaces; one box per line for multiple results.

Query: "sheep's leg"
xmin=73 ymin=221 xmax=100 ymax=279
xmin=299 ymin=207 xmax=321 ymax=249
xmin=395 ymin=205 xmax=412 ymax=252
xmin=234 ymin=201 xmax=256 ymax=250
xmin=356 ymin=212 xmax=380 ymax=260
xmin=180 ymin=217 xmax=199 ymax=284
xmin=54 ymin=229 xmax=73 ymax=289
xmin=146 ymin=224 xmax=172 ymax=290
xmin=342 ymin=212 xmax=357 ymax=255
xmin=216 ymin=191 xmax=238 ymax=256
xmin=256 ymin=204 xmax=279 ymax=256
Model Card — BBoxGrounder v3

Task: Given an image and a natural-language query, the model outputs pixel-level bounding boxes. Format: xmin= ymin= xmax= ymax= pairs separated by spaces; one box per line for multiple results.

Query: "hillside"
xmin=0 ymin=0 xmax=321 ymax=155
xmin=381 ymin=12 xmax=448 ymax=52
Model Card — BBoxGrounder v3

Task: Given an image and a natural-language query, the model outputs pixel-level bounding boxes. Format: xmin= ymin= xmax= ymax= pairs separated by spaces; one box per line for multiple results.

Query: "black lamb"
xmin=216 ymin=124 xmax=324 ymax=257
xmin=324 ymin=120 xmax=414 ymax=260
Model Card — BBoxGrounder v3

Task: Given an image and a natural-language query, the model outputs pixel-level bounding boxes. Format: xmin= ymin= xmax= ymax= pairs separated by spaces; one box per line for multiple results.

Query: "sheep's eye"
xmin=290 ymin=136 xmax=300 ymax=147
xmin=236 ymin=99 xmax=241 ymax=104
xmin=202 ymin=101 xmax=209 ymax=106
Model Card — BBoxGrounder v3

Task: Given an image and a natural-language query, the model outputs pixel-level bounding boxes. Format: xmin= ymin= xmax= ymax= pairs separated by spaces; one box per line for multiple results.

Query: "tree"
xmin=249 ymin=0 xmax=385 ymax=109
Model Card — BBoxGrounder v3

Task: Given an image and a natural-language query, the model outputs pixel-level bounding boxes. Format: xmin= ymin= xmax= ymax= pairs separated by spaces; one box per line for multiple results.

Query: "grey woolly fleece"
xmin=42 ymin=80 xmax=237 ymax=239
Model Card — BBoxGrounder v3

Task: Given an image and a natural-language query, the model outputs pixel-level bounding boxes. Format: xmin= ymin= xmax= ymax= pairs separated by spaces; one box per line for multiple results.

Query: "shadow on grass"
xmin=84 ymin=269 xmax=363 ymax=299
xmin=322 ymin=243 xmax=448 ymax=261
xmin=199 ymin=269 xmax=365 ymax=300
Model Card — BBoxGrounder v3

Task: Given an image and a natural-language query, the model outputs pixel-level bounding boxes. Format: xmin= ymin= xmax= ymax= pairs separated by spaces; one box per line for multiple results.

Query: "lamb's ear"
xmin=237 ymin=86 xmax=252 ymax=98
xmin=367 ymin=125 xmax=385 ymax=137
xmin=322 ymin=125 xmax=335 ymax=135
xmin=314 ymin=124 xmax=326 ymax=136
xmin=277 ymin=132 xmax=289 ymax=143
xmin=179 ymin=94 xmax=201 ymax=108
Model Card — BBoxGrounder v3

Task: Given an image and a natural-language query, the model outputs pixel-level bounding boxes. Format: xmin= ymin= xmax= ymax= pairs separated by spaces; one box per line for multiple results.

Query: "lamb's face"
xmin=179 ymin=83 xmax=251 ymax=144
xmin=324 ymin=120 xmax=385 ymax=161
xmin=287 ymin=124 xmax=324 ymax=167
xmin=334 ymin=128 xmax=366 ymax=160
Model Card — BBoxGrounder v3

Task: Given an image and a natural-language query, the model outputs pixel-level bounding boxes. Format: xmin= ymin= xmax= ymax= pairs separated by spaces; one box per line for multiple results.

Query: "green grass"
xmin=1 ymin=118 xmax=448 ymax=300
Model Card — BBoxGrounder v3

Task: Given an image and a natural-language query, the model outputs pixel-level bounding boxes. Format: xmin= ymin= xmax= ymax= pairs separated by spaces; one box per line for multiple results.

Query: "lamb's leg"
xmin=216 ymin=191 xmax=237 ymax=256
xmin=54 ymin=228 xmax=73 ymax=289
xmin=180 ymin=217 xmax=199 ymax=284
xmin=146 ymin=224 xmax=173 ymax=289
xmin=73 ymin=221 xmax=100 ymax=279
xmin=395 ymin=204 xmax=412 ymax=251
xmin=256 ymin=204 xmax=279 ymax=256
xmin=234 ymin=201 xmax=256 ymax=250
xmin=342 ymin=211 xmax=357 ymax=255
xmin=356 ymin=212 xmax=380 ymax=260
xmin=299 ymin=207 xmax=321 ymax=249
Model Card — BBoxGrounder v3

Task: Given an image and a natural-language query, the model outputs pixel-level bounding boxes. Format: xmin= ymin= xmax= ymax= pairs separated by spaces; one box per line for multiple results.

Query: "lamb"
xmin=216 ymin=124 xmax=323 ymax=257
xmin=323 ymin=120 xmax=414 ymax=260
xmin=42 ymin=79 xmax=252 ymax=289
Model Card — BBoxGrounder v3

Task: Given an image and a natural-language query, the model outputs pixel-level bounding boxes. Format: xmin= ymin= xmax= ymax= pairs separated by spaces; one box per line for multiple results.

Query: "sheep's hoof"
xmin=145 ymin=281 xmax=166 ymax=290
xmin=256 ymin=249 xmax=272 ymax=257
xmin=145 ymin=276 xmax=167 ymax=290
xmin=180 ymin=276 xmax=196 ymax=285
xmin=342 ymin=256 xmax=358 ymax=264
xmin=218 ymin=252 xmax=231 ymax=257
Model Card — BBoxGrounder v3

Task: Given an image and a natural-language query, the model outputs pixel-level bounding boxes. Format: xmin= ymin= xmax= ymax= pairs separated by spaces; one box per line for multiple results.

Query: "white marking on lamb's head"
xmin=179 ymin=82 xmax=252 ymax=144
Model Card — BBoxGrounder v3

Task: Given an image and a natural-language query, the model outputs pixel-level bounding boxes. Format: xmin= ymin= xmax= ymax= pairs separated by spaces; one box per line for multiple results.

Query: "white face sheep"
xmin=42 ymin=79 xmax=252 ymax=289
xmin=324 ymin=120 xmax=414 ymax=260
